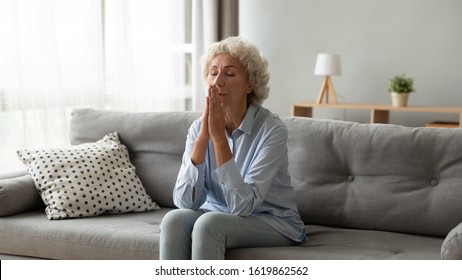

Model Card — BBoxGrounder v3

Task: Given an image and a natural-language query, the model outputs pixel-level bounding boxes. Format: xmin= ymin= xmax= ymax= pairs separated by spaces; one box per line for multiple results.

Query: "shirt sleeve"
xmin=173 ymin=119 xmax=207 ymax=210
xmin=211 ymin=124 xmax=288 ymax=216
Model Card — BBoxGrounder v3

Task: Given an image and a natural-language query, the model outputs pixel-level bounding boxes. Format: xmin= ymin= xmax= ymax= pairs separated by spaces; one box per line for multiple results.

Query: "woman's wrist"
xmin=212 ymin=139 xmax=232 ymax=167
xmin=191 ymin=136 xmax=209 ymax=165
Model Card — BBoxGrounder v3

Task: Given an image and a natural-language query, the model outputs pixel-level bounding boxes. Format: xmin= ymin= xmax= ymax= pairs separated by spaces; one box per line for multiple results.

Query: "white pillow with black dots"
xmin=17 ymin=132 xmax=159 ymax=220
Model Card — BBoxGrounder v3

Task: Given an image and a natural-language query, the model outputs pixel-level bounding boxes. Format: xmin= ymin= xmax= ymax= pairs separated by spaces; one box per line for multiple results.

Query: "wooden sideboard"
xmin=292 ymin=102 xmax=462 ymax=127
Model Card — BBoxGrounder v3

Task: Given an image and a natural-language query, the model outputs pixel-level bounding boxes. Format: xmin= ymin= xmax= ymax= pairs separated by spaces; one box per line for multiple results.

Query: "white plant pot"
xmin=391 ymin=92 xmax=409 ymax=107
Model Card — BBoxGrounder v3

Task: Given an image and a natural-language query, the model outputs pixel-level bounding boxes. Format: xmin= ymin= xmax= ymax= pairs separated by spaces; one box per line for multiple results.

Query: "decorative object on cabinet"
xmin=388 ymin=74 xmax=415 ymax=107
xmin=314 ymin=53 xmax=341 ymax=104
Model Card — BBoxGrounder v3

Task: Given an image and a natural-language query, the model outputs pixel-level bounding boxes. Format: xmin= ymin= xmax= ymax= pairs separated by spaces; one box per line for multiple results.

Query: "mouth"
xmin=211 ymin=88 xmax=226 ymax=96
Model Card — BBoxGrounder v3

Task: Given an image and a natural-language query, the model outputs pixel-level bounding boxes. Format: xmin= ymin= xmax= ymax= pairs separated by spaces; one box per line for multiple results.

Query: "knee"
xmin=161 ymin=209 xmax=201 ymax=233
xmin=192 ymin=212 xmax=229 ymax=239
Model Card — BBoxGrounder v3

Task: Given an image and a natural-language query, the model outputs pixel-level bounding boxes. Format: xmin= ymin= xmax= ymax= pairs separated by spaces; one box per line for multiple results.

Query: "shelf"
xmin=292 ymin=101 xmax=462 ymax=127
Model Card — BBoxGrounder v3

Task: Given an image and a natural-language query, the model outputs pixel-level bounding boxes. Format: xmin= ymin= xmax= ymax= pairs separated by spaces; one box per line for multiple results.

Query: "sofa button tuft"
xmin=347 ymin=175 xmax=355 ymax=182
xmin=430 ymin=179 xmax=438 ymax=186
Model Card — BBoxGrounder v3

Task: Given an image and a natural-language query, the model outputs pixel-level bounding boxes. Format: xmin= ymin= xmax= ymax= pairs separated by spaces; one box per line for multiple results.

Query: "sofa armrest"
xmin=441 ymin=222 xmax=462 ymax=260
xmin=0 ymin=169 xmax=28 ymax=180
xmin=0 ymin=172 xmax=43 ymax=216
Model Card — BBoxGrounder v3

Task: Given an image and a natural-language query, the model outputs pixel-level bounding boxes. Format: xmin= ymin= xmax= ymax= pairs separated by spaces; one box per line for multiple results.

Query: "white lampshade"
xmin=314 ymin=53 xmax=342 ymax=76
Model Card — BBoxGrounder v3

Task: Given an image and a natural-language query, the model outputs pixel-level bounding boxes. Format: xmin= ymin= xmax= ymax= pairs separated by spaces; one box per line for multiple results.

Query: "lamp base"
xmin=316 ymin=76 xmax=338 ymax=104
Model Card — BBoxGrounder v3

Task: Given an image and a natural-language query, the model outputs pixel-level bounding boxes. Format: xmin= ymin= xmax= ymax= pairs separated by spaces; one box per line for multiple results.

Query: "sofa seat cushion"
xmin=226 ymin=225 xmax=443 ymax=260
xmin=0 ymin=208 xmax=175 ymax=260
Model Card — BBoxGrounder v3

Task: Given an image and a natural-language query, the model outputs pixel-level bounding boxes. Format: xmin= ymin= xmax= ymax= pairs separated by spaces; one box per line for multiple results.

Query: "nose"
xmin=212 ymin=73 xmax=225 ymax=87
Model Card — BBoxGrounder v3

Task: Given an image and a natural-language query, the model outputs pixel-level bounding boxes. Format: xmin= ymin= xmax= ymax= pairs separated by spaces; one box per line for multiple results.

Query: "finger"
xmin=207 ymin=84 xmax=213 ymax=97
xmin=205 ymin=96 xmax=210 ymax=116
xmin=210 ymin=85 xmax=219 ymax=102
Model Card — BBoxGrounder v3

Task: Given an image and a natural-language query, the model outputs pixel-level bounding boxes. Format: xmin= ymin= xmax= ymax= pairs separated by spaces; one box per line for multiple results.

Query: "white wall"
xmin=239 ymin=0 xmax=462 ymax=126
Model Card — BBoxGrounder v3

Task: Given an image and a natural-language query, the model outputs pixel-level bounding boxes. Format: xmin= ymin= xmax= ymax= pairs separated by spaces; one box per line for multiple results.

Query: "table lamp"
xmin=314 ymin=53 xmax=341 ymax=104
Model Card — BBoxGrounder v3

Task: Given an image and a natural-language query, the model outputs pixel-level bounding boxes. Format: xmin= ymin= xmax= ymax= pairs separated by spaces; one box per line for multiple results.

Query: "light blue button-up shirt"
xmin=173 ymin=105 xmax=306 ymax=243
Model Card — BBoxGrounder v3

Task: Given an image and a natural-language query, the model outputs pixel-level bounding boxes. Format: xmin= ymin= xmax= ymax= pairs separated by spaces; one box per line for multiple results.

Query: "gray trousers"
xmin=159 ymin=208 xmax=295 ymax=260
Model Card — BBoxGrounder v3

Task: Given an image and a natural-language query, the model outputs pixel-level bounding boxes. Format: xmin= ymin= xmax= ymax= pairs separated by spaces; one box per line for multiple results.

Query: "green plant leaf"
xmin=388 ymin=74 xmax=415 ymax=93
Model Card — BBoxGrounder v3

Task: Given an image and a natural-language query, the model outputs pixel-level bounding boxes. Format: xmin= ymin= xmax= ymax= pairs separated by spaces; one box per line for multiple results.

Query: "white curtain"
xmin=191 ymin=0 xmax=238 ymax=110
xmin=104 ymin=0 xmax=189 ymax=112
xmin=0 ymin=0 xmax=190 ymax=172
xmin=0 ymin=0 xmax=105 ymax=172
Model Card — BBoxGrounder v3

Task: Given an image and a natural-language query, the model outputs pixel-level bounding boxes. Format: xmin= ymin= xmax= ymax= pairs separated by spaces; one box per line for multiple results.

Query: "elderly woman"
xmin=160 ymin=36 xmax=305 ymax=260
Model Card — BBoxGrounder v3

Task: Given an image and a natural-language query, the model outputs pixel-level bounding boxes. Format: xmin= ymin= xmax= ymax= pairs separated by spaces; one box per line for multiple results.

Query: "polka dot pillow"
xmin=17 ymin=132 xmax=159 ymax=220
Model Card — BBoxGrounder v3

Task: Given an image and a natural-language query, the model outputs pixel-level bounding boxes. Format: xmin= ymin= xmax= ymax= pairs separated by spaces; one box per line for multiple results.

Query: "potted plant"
xmin=388 ymin=74 xmax=415 ymax=107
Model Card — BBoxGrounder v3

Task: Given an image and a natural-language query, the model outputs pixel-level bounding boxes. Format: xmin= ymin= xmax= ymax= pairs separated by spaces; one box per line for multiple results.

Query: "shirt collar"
xmin=237 ymin=105 xmax=258 ymax=136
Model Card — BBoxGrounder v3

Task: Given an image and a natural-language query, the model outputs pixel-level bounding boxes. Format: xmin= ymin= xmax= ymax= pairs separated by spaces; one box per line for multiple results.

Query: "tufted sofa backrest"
xmin=70 ymin=108 xmax=201 ymax=209
xmin=284 ymin=117 xmax=462 ymax=238
xmin=70 ymin=109 xmax=462 ymax=238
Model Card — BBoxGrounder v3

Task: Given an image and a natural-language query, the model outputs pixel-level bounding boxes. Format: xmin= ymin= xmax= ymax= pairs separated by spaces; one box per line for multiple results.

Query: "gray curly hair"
xmin=201 ymin=36 xmax=270 ymax=106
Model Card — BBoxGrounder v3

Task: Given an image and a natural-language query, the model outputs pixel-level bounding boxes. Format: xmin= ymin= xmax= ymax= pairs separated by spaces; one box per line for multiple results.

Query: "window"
xmin=0 ymin=0 xmax=193 ymax=172
xmin=103 ymin=0 xmax=194 ymax=111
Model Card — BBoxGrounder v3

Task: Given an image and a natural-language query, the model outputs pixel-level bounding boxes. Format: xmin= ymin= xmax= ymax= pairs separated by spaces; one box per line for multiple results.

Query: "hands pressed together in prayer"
xmin=191 ymin=84 xmax=232 ymax=168
xmin=199 ymin=85 xmax=227 ymax=144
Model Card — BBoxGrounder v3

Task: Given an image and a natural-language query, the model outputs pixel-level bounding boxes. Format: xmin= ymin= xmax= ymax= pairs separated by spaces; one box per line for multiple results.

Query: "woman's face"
xmin=207 ymin=54 xmax=252 ymax=110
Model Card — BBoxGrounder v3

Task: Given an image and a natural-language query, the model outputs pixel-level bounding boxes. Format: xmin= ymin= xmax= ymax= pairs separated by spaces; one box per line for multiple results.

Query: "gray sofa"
xmin=1 ymin=108 xmax=462 ymax=260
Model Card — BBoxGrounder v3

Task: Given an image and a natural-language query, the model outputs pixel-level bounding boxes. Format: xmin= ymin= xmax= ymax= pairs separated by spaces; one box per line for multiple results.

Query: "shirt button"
xmin=430 ymin=179 xmax=438 ymax=186
xmin=220 ymin=183 xmax=225 ymax=187
xmin=347 ymin=175 xmax=355 ymax=182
